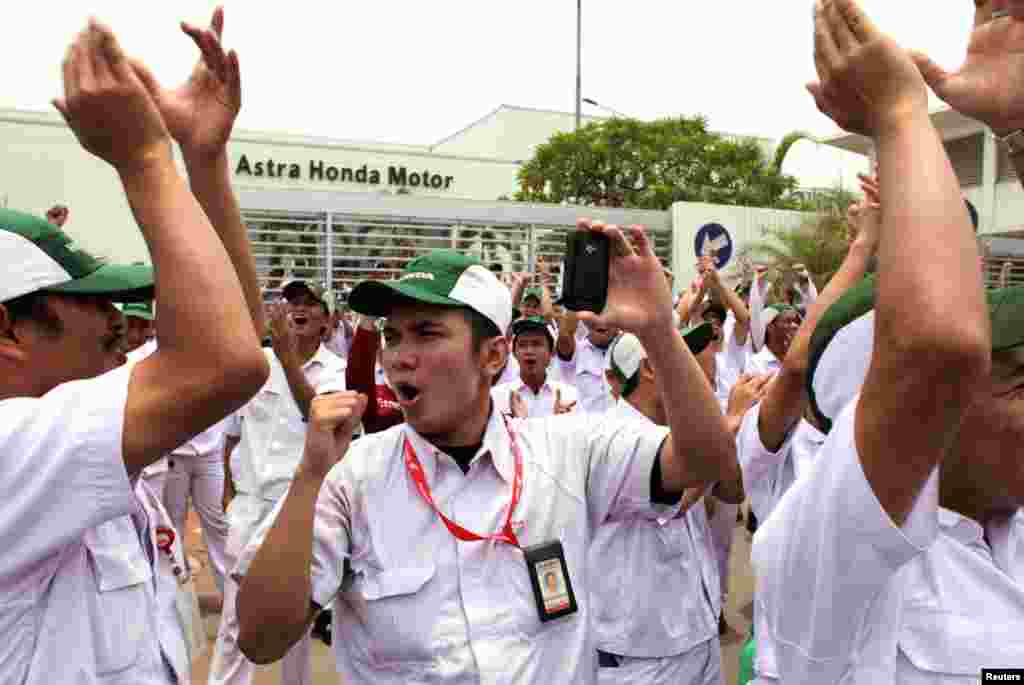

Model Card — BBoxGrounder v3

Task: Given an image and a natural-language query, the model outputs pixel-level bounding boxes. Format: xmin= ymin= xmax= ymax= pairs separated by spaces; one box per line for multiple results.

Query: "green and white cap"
xmin=609 ymin=332 xmax=646 ymax=398
xmin=1 ymin=208 xmax=153 ymax=304
xmin=762 ymin=303 xmax=796 ymax=329
xmin=348 ymin=249 xmax=512 ymax=334
xmin=120 ymin=300 xmax=155 ymax=321
xmin=807 ymin=275 xmax=1024 ymax=433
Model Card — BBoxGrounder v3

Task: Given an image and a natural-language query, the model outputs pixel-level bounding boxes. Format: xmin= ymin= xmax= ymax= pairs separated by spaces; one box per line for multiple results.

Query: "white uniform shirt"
xmin=744 ymin=346 xmax=781 ymax=377
xmin=718 ymin=312 xmax=751 ymax=383
xmin=558 ymin=337 xmax=615 ymax=415
xmin=494 ymin=355 xmax=521 ymax=387
xmin=588 ymin=400 xmax=720 ymax=658
xmin=237 ymin=409 xmax=671 ymax=684
xmin=128 ymin=339 xmax=229 ymax=461
xmin=324 ymin=323 xmax=351 ymax=360
xmin=753 ymin=396 xmax=1024 ymax=684
xmin=492 ymin=378 xmax=578 ymax=418
xmin=736 ymin=405 xmax=825 ymax=680
xmin=135 ymin=478 xmax=203 ymax=684
xmin=0 ymin=364 xmax=171 ymax=685
xmin=227 ymin=344 xmax=345 ymax=502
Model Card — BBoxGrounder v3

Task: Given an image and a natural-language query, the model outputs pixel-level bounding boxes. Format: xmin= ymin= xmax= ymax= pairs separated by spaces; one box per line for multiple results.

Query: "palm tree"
xmin=739 ymin=186 xmax=858 ymax=300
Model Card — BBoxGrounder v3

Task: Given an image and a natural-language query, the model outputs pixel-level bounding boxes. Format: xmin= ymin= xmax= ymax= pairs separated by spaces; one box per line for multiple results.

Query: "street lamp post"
xmin=575 ymin=0 xmax=582 ymax=131
xmin=582 ymin=97 xmax=632 ymax=119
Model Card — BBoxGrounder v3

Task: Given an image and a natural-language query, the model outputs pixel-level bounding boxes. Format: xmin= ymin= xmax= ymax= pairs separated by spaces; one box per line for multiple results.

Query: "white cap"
xmin=609 ymin=333 xmax=647 ymax=383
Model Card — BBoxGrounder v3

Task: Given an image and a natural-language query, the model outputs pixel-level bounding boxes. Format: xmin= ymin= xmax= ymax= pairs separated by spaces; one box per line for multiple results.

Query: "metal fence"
xmin=244 ymin=204 xmax=673 ymax=303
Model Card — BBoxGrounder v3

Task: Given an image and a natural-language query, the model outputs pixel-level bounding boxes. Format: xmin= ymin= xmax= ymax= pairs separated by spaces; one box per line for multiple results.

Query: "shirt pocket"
xmin=87 ymin=539 xmax=152 ymax=675
xmin=899 ymin=605 xmax=1024 ymax=676
xmin=351 ymin=563 xmax=438 ymax=668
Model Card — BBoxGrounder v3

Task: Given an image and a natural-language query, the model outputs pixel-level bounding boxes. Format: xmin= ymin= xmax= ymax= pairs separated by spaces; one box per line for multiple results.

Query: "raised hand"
xmin=509 ymin=390 xmax=528 ymax=419
xmin=54 ymin=20 xmax=171 ymax=173
xmin=553 ymin=388 xmax=576 ymax=415
xmin=910 ymin=3 xmax=1024 ymax=135
xmin=268 ymin=301 xmax=298 ymax=363
xmin=806 ymin=0 xmax=929 ymax=137
xmin=301 ymin=391 xmax=367 ymax=480
xmin=847 ymin=172 xmax=882 ymax=246
xmin=727 ymin=373 xmax=772 ymax=423
xmin=46 ymin=204 xmax=70 ymax=227
xmin=135 ymin=6 xmax=241 ymax=160
xmin=575 ymin=219 xmax=674 ymax=337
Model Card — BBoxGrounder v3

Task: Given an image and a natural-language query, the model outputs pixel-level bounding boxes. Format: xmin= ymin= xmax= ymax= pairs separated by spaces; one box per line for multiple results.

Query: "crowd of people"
xmin=4 ymin=1 xmax=1024 ymax=684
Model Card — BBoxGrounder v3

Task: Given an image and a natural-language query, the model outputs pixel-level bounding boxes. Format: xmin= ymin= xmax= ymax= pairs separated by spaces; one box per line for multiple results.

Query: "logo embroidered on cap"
xmin=398 ymin=272 xmax=436 ymax=282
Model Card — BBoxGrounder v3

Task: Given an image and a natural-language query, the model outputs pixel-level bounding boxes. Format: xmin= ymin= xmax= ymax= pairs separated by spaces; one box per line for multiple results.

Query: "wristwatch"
xmin=998 ymin=129 xmax=1024 ymax=157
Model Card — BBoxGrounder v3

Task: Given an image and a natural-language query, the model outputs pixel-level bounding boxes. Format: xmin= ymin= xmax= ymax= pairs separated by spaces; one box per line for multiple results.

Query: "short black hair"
xmin=459 ymin=307 xmax=501 ymax=352
xmin=3 ymin=291 xmax=64 ymax=336
xmin=512 ymin=327 xmax=555 ymax=353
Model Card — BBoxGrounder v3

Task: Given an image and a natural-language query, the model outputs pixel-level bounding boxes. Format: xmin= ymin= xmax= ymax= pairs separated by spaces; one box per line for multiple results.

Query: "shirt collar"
xmin=613 ymin=397 xmax=653 ymax=425
xmin=401 ymin=404 xmax=516 ymax=485
xmin=303 ymin=343 xmax=334 ymax=371
xmin=515 ymin=375 xmax=553 ymax=396
xmin=938 ymin=507 xmax=989 ymax=550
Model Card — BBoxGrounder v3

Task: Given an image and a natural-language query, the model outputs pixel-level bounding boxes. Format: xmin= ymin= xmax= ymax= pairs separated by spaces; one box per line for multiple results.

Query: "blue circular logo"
xmin=694 ymin=223 xmax=733 ymax=270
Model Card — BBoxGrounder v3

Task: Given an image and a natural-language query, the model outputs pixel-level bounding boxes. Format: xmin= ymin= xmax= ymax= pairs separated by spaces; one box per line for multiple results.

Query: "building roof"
xmin=822 ymin=107 xmax=986 ymax=155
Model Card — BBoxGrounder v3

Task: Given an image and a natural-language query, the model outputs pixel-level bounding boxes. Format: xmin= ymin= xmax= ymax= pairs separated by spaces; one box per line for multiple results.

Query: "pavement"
xmin=185 ymin=507 xmax=756 ymax=685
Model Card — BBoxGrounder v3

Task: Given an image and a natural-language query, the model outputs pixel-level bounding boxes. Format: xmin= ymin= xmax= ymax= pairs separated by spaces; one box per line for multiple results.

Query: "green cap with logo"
xmin=523 ymin=287 xmax=544 ymax=304
xmin=348 ymin=249 xmax=512 ymax=334
xmin=0 ymin=208 xmax=153 ymax=304
xmin=120 ymin=300 xmax=155 ymax=321
xmin=511 ymin=316 xmax=554 ymax=346
xmin=807 ymin=275 xmax=1024 ymax=433
xmin=282 ymin=279 xmax=333 ymax=314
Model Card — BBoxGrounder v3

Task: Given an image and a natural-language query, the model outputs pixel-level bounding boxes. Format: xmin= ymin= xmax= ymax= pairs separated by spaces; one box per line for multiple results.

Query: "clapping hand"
xmin=553 ymin=388 xmax=576 ymax=415
xmin=807 ymin=0 xmax=929 ymax=137
xmin=268 ymin=301 xmax=298 ymax=363
xmin=911 ymin=2 xmax=1024 ymax=136
xmin=54 ymin=20 xmax=171 ymax=174
xmin=134 ymin=7 xmax=241 ymax=161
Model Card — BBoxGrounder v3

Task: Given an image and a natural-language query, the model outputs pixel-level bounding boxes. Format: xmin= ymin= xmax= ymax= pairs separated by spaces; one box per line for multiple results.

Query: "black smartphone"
xmin=557 ymin=230 xmax=610 ymax=313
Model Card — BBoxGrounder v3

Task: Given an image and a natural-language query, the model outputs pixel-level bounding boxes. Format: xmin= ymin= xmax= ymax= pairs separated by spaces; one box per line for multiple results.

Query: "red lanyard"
xmin=403 ymin=415 xmax=523 ymax=548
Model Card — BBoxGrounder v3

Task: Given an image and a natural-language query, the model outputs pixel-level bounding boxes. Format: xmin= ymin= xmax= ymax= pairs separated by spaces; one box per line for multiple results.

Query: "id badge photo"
xmin=523 ymin=540 xmax=578 ymax=622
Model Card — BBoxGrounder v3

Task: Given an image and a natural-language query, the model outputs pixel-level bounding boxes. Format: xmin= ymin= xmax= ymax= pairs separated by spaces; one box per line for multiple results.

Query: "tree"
xmin=514 ymin=116 xmax=800 ymax=210
xmin=737 ymin=186 xmax=859 ymax=299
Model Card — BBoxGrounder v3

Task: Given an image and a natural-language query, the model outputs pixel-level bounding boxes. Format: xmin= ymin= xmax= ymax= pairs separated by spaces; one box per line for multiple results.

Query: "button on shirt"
xmin=236 ymin=408 xmax=671 ymax=684
xmin=558 ymin=337 xmax=615 ymax=415
xmin=588 ymin=399 xmax=720 ymax=659
xmin=0 ymin=364 xmax=170 ymax=685
xmin=752 ymin=396 xmax=1024 ymax=684
xmin=492 ymin=378 xmax=578 ymax=418
xmin=228 ymin=345 xmax=345 ymax=502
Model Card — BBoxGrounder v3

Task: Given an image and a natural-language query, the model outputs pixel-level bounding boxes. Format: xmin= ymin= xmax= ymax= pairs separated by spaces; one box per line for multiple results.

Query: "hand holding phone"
xmin=557 ymin=230 xmax=610 ymax=313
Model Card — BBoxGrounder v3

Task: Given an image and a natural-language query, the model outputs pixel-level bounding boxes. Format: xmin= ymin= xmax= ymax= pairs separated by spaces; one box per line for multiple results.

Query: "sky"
xmin=1 ymin=2 xmax=976 ymax=155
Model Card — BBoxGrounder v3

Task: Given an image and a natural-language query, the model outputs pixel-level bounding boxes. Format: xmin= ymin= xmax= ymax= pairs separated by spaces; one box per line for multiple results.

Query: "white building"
xmin=1 ymin=104 xmax=861 ymax=295
xmin=824 ymin=107 xmax=1024 ymax=286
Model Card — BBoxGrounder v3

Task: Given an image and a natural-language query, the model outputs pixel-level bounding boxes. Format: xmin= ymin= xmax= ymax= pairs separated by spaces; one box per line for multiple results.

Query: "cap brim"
xmin=988 ymin=286 xmax=1024 ymax=352
xmin=124 ymin=311 xmax=155 ymax=321
xmin=682 ymin=322 xmax=714 ymax=355
xmin=45 ymin=263 xmax=154 ymax=303
xmin=348 ymin=279 xmax=461 ymax=317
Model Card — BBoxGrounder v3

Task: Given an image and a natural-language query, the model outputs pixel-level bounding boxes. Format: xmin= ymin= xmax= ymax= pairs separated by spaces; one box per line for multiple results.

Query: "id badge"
xmin=523 ymin=540 xmax=578 ymax=622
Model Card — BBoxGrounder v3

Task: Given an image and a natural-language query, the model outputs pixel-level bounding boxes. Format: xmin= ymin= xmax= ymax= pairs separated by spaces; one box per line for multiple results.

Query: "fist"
xmin=46 ymin=204 xmax=70 ymax=227
xmin=302 ymin=391 xmax=367 ymax=480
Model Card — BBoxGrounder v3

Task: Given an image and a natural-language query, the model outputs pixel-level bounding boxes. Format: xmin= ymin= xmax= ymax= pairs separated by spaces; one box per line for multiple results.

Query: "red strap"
xmin=155 ymin=526 xmax=175 ymax=554
xmin=404 ymin=415 xmax=523 ymax=548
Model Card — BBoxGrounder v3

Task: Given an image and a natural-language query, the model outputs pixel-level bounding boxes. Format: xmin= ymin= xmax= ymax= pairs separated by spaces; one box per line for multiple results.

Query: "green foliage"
xmin=738 ymin=186 xmax=858 ymax=298
xmin=515 ymin=116 xmax=800 ymax=210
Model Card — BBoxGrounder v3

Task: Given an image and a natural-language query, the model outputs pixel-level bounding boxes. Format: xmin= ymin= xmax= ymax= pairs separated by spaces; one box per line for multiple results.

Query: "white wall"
xmin=671 ymin=202 xmax=809 ymax=290
xmin=0 ymin=109 xmax=524 ymax=264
